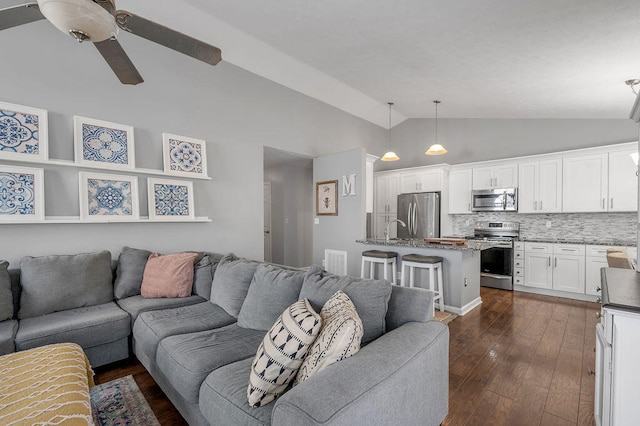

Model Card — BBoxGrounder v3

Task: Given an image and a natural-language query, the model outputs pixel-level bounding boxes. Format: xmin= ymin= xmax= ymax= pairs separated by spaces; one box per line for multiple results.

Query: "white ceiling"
xmin=5 ymin=0 xmax=640 ymax=126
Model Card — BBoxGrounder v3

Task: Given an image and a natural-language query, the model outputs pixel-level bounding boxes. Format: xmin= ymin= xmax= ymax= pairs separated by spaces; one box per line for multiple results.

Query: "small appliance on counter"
xmin=471 ymin=188 xmax=518 ymax=212
xmin=466 ymin=221 xmax=520 ymax=290
xmin=397 ymin=192 xmax=440 ymax=240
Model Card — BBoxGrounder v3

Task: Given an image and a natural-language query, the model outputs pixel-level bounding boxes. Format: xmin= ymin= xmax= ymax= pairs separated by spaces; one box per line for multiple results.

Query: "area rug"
xmin=434 ymin=310 xmax=458 ymax=324
xmin=91 ymin=375 xmax=160 ymax=426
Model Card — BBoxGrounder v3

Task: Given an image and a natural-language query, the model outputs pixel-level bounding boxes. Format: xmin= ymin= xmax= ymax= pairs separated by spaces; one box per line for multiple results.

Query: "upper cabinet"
xmin=472 ymin=162 xmax=518 ymax=190
xmin=399 ymin=168 xmax=444 ymax=193
xmin=608 ymin=148 xmax=638 ymax=212
xmin=375 ymin=172 xmax=400 ymax=215
xmin=518 ymin=158 xmax=562 ymax=213
xmin=562 ymin=153 xmax=609 ymax=212
xmin=449 ymin=168 xmax=473 ymax=214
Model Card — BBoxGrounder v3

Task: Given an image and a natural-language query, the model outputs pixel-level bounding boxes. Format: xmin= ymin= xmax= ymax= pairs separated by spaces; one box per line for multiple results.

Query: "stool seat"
xmin=363 ymin=250 xmax=398 ymax=259
xmin=401 ymin=254 xmax=443 ymax=264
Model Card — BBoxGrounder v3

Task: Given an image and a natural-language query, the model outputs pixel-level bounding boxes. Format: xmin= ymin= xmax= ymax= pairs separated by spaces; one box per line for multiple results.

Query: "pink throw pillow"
xmin=141 ymin=252 xmax=199 ymax=298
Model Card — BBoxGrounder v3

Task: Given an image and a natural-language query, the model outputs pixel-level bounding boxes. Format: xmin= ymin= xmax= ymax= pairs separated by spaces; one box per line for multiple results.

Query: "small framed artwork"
xmin=316 ymin=180 xmax=338 ymax=216
xmin=162 ymin=133 xmax=208 ymax=178
xmin=147 ymin=178 xmax=195 ymax=221
xmin=79 ymin=172 xmax=139 ymax=221
xmin=0 ymin=164 xmax=45 ymax=222
xmin=74 ymin=116 xmax=135 ymax=170
xmin=0 ymin=101 xmax=48 ymax=162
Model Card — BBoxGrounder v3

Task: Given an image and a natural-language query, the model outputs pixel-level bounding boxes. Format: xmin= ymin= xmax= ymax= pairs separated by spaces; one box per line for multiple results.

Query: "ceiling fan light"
xmin=37 ymin=0 xmax=116 ymax=42
xmin=381 ymin=151 xmax=400 ymax=161
xmin=425 ymin=143 xmax=447 ymax=156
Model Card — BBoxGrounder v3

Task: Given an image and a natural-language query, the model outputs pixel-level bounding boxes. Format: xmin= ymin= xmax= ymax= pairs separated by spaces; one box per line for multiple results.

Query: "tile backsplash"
xmin=451 ymin=212 xmax=637 ymax=243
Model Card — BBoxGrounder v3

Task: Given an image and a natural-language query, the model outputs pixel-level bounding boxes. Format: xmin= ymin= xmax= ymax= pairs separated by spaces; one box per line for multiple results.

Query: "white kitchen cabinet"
xmin=552 ymin=244 xmax=585 ymax=294
xmin=524 ymin=242 xmax=553 ymax=289
xmin=448 ymin=168 xmax=473 ymax=214
xmin=399 ymin=168 xmax=443 ymax=193
xmin=562 ymin=153 xmax=609 ymax=212
xmin=472 ymin=162 xmax=518 ymax=190
xmin=608 ymin=149 xmax=638 ymax=212
xmin=375 ymin=173 xmax=400 ymax=214
xmin=518 ymin=159 xmax=562 ymax=213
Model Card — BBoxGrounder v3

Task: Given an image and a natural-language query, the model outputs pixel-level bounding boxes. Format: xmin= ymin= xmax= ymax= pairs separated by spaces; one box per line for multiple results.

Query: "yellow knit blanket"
xmin=0 ymin=343 xmax=94 ymax=425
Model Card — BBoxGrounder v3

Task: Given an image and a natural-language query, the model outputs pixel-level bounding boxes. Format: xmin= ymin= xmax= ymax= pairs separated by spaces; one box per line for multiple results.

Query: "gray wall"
xmin=0 ymin=21 xmax=383 ymax=266
xmin=376 ymin=118 xmax=638 ymax=171
xmin=313 ymin=148 xmax=366 ymax=276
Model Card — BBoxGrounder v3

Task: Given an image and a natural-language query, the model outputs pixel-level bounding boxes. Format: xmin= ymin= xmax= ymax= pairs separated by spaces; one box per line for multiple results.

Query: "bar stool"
xmin=400 ymin=254 xmax=444 ymax=313
xmin=360 ymin=250 xmax=398 ymax=284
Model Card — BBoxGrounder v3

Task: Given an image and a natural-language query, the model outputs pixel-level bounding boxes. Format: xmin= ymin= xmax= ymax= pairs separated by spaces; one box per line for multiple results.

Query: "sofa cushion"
xmin=141 ymin=252 xmax=199 ymax=298
xmin=0 ymin=261 xmax=12 ymax=321
xmin=295 ymin=291 xmax=363 ymax=384
xmin=300 ymin=265 xmax=391 ymax=344
xmin=116 ymin=294 xmax=205 ymax=327
xmin=210 ymin=254 xmax=259 ymax=317
xmin=247 ymin=299 xmax=322 ymax=408
xmin=0 ymin=320 xmax=18 ymax=355
xmin=237 ymin=263 xmax=306 ymax=331
xmin=133 ymin=301 xmax=236 ymax=361
xmin=200 ymin=357 xmax=273 ymax=426
xmin=156 ymin=323 xmax=265 ymax=404
xmin=193 ymin=255 xmax=215 ymax=299
xmin=18 ymin=251 xmax=113 ymax=319
xmin=114 ymin=246 xmax=153 ymax=299
xmin=15 ymin=302 xmax=130 ymax=351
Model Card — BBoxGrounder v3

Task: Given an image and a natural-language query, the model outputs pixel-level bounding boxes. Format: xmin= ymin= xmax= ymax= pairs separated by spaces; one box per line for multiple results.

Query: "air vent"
xmin=324 ymin=249 xmax=347 ymax=275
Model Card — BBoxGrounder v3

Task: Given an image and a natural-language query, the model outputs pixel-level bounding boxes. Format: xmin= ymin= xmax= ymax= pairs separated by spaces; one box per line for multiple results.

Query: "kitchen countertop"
xmin=357 ymin=239 xmax=480 ymax=251
xmin=601 ymin=267 xmax=640 ymax=313
xmin=517 ymin=238 xmax=636 ymax=247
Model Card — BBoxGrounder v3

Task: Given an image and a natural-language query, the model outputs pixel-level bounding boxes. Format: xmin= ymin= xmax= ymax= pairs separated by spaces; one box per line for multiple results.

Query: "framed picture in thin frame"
xmin=147 ymin=177 xmax=195 ymax=221
xmin=0 ymin=164 xmax=45 ymax=222
xmin=162 ymin=133 xmax=208 ymax=178
xmin=74 ymin=116 xmax=135 ymax=170
xmin=316 ymin=180 xmax=338 ymax=216
xmin=79 ymin=171 xmax=139 ymax=221
xmin=0 ymin=101 xmax=48 ymax=162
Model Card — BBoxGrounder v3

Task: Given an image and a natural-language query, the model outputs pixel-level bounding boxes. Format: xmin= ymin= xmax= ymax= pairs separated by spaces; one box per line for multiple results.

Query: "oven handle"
xmin=480 ymin=273 xmax=512 ymax=280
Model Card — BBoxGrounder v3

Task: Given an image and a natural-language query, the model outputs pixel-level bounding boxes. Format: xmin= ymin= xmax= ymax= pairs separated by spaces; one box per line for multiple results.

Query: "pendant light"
xmin=425 ymin=100 xmax=448 ymax=156
xmin=381 ymin=102 xmax=399 ymax=161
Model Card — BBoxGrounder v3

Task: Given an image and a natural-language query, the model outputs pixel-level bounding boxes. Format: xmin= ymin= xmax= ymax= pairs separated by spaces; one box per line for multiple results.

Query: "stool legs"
xmin=399 ymin=260 xmax=444 ymax=313
xmin=436 ymin=265 xmax=444 ymax=312
xmin=361 ymin=256 xmax=397 ymax=284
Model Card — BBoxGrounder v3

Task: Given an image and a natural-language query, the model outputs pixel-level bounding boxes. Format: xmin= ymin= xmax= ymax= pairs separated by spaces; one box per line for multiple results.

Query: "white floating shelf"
xmin=0 ymin=216 xmax=211 ymax=224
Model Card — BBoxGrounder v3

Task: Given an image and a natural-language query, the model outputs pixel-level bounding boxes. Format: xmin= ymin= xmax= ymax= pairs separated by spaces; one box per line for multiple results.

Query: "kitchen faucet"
xmin=385 ymin=219 xmax=407 ymax=243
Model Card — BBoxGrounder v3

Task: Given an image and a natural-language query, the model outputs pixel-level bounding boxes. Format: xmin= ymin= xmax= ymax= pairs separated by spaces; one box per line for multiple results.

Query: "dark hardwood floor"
xmin=94 ymin=287 xmax=599 ymax=426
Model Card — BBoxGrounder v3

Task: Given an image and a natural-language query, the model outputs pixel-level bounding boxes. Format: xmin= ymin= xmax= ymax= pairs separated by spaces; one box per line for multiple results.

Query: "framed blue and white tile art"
xmin=74 ymin=116 xmax=135 ymax=170
xmin=79 ymin=172 xmax=139 ymax=221
xmin=0 ymin=101 xmax=48 ymax=162
xmin=0 ymin=165 xmax=45 ymax=222
xmin=147 ymin=178 xmax=195 ymax=221
xmin=162 ymin=133 xmax=208 ymax=178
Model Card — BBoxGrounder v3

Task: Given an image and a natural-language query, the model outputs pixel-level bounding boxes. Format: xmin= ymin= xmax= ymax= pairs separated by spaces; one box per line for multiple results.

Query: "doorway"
xmin=263 ymin=147 xmax=313 ymax=267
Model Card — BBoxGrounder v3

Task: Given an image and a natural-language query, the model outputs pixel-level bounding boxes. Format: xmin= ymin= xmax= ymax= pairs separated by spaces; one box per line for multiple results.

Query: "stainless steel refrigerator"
xmin=397 ymin=192 xmax=441 ymax=240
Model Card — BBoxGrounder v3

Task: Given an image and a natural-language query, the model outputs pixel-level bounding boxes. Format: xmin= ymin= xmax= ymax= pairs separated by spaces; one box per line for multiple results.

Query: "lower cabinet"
xmin=524 ymin=242 xmax=585 ymax=293
xmin=524 ymin=243 xmax=553 ymax=289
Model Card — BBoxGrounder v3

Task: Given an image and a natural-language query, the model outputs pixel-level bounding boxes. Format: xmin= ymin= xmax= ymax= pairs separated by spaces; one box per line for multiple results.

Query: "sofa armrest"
xmin=272 ymin=321 xmax=449 ymax=426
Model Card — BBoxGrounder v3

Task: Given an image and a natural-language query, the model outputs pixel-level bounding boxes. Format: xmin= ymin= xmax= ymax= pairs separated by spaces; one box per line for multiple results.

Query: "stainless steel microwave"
xmin=471 ymin=188 xmax=518 ymax=212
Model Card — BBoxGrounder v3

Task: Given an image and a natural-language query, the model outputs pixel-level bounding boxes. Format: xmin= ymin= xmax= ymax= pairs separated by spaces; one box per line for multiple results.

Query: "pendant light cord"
xmin=434 ymin=100 xmax=440 ymax=143
xmin=387 ymin=102 xmax=393 ymax=149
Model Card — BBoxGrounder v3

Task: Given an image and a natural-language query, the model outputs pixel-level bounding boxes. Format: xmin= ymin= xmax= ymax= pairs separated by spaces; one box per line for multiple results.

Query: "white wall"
xmin=0 ymin=21 xmax=384 ymax=265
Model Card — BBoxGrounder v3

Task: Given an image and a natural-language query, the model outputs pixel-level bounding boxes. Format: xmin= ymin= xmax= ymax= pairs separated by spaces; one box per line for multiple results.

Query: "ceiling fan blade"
xmin=115 ymin=10 xmax=222 ymax=66
xmin=0 ymin=3 xmax=44 ymax=31
xmin=94 ymin=38 xmax=144 ymax=85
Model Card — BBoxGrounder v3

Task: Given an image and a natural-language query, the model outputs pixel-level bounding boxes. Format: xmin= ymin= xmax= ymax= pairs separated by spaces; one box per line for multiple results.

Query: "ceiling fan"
xmin=0 ymin=0 xmax=222 ymax=85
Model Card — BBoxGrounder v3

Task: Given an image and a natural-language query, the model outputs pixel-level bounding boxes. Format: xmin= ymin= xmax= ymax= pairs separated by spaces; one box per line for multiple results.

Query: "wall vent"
xmin=324 ymin=249 xmax=347 ymax=275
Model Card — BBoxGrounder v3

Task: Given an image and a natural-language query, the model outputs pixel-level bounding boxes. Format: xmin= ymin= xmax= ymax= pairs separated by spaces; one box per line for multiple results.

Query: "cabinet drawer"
xmin=525 ymin=242 xmax=553 ymax=253
xmin=514 ymin=267 xmax=524 ymax=277
xmin=514 ymin=242 xmax=525 ymax=251
xmin=514 ymin=259 xmax=524 ymax=268
xmin=553 ymin=243 xmax=585 ymax=255
xmin=514 ymin=250 xmax=524 ymax=259
xmin=514 ymin=276 xmax=523 ymax=285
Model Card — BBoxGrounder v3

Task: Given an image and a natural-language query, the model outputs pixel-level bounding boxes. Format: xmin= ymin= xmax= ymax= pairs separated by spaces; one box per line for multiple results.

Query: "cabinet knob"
xmin=596 ymin=286 xmax=601 ymax=292
xmin=596 ymin=297 xmax=602 ymax=303
xmin=595 ymin=312 xmax=602 ymax=319
xmin=587 ymin=368 xmax=594 ymax=375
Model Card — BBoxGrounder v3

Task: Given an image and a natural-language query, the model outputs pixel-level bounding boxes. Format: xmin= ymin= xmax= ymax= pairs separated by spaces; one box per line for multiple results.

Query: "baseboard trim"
xmin=446 ymin=296 xmax=482 ymax=316
xmin=514 ymin=285 xmax=599 ymax=302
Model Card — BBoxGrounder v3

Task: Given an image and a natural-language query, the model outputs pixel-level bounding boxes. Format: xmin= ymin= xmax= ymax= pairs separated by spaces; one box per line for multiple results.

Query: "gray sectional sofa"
xmin=0 ymin=248 xmax=449 ymax=426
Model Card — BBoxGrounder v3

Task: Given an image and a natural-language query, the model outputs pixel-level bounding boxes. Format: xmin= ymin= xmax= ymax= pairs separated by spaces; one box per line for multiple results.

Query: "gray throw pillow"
xmin=114 ymin=246 xmax=153 ymax=299
xmin=209 ymin=253 xmax=259 ymax=317
xmin=299 ymin=265 xmax=392 ymax=343
xmin=18 ymin=251 xmax=113 ymax=319
xmin=237 ymin=263 xmax=306 ymax=330
xmin=0 ymin=260 xmax=13 ymax=322
xmin=192 ymin=256 xmax=213 ymax=299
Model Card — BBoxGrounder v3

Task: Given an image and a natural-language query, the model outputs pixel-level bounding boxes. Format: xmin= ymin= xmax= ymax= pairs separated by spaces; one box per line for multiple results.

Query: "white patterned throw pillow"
xmin=247 ymin=298 xmax=322 ymax=407
xmin=295 ymin=290 xmax=363 ymax=384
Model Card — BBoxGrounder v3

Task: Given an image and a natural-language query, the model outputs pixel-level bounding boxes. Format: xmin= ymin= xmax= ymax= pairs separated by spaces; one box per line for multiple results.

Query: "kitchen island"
xmin=357 ymin=239 xmax=482 ymax=315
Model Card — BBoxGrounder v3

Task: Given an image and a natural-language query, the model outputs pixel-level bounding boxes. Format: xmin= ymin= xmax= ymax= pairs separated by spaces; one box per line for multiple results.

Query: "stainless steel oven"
xmin=469 ymin=221 xmax=520 ymax=290
xmin=472 ymin=188 xmax=518 ymax=212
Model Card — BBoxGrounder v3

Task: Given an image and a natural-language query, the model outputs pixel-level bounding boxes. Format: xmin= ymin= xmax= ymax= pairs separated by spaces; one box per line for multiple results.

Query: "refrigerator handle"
xmin=406 ymin=203 xmax=412 ymax=236
xmin=412 ymin=202 xmax=417 ymax=238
